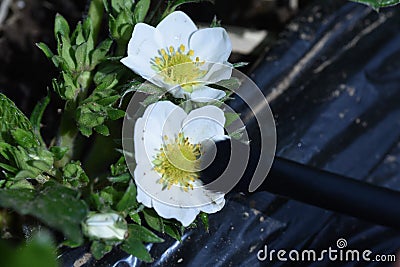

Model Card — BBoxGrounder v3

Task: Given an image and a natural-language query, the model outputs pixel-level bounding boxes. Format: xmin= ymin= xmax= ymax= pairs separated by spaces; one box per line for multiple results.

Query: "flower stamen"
xmin=151 ymin=44 xmax=206 ymax=92
xmin=153 ymin=133 xmax=201 ymax=191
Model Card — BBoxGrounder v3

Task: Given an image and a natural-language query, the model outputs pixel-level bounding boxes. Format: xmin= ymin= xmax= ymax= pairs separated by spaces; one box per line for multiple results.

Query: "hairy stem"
xmin=55 ymin=103 xmax=78 ymax=168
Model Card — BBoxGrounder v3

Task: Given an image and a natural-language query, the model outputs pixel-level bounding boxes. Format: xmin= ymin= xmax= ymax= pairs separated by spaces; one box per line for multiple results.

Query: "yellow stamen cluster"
xmin=151 ymin=44 xmax=206 ymax=92
xmin=153 ymin=133 xmax=201 ymax=191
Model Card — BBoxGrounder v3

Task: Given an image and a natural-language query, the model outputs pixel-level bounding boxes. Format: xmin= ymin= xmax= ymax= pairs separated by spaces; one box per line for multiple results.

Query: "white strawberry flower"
xmin=121 ymin=11 xmax=232 ymax=102
xmin=134 ymin=101 xmax=228 ymax=226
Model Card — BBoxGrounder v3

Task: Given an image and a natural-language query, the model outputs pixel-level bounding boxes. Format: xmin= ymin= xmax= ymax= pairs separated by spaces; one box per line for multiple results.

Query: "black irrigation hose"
xmin=261 ymin=157 xmax=400 ymax=229
xmin=202 ymin=139 xmax=400 ymax=229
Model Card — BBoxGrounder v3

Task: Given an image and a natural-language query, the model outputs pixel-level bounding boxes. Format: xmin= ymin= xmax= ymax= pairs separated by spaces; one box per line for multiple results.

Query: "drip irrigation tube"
xmin=262 ymin=156 xmax=400 ymax=229
xmin=204 ymin=139 xmax=400 ymax=229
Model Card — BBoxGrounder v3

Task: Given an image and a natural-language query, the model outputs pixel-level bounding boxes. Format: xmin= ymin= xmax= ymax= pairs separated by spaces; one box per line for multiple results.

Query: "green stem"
xmin=55 ymin=102 xmax=78 ymax=168
xmin=55 ymin=0 xmax=104 ymax=167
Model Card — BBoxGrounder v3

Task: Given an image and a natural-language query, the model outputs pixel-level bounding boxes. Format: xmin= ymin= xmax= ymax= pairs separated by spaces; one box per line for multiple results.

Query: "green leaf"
xmin=134 ymin=0 xmax=150 ymax=23
xmin=94 ymin=124 xmax=110 ymax=136
xmin=0 ymin=143 xmax=55 ymax=185
xmin=54 ymin=14 xmax=70 ymax=38
xmin=80 ymin=126 xmax=93 ymax=137
xmin=91 ymin=39 xmax=113 ymax=67
xmin=96 ymin=95 xmax=120 ymax=106
xmin=229 ymin=126 xmax=246 ymax=140
xmin=82 ymin=17 xmax=94 ymax=52
xmin=114 ymin=12 xmax=134 ymax=42
xmin=116 ymin=182 xmax=137 ymax=213
xmin=62 ymin=72 xmax=78 ymax=100
xmin=143 ymin=208 xmax=164 ymax=232
xmin=108 ymin=173 xmax=130 ymax=183
xmin=164 ymin=223 xmax=182 ymax=241
xmin=50 ymin=55 xmax=63 ymax=68
xmin=127 ymin=224 xmax=164 ymax=243
xmin=11 ymin=128 xmax=39 ymax=148
xmin=75 ymin=42 xmax=88 ymax=68
xmin=130 ymin=212 xmax=141 ymax=225
xmin=110 ymin=0 xmax=124 ymax=13
xmin=62 ymin=161 xmax=89 ymax=188
xmin=102 ymin=0 xmax=110 ymax=13
xmin=210 ymin=16 xmax=221 ymax=27
xmin=3 ymin=145 xmax=53 ymax=183
xmin=110 ymin=1 xmax=121 ymax=14
xmin=29 ymin=92 xmax=50 ymax=144
xmin=0 ymin=183 xmax=88 ymax=244
xmin=93 ymin=61 xmax=128 ymax=86
xmin=107 ymin=108 xmax=125 ymax=120
xmin=95 ymin=186 xmax=123 ymax=209
xmin=224 ymin=112 xmax=240 ymax=127
xmin=0 ymin=142 xmax=12 ymax=158
xmin=27 ymin=160 xmax=52 ymax=172
xmin=0 ymin=162 xmax=18 ymax=173
xmin=76 ymin=103 xmax=105 ymax=130
xmin=108 ymin=16 xmax=118 ymax=40
xmin=214 ymin=77 xmax=241 ymax=91
xmin=121 ymin=237 xmax=152 ymax=262
xmin=14 ymin=169 xmax=38 ymax=180
xmin=60 ymin=35 xmax=76 ymax=70
xmin=90 ymin=193 xmax=103 ymax=211
xmin=0 ymin=93 xmax=33 ymax=142
xmin=141 ymin=94 xmax=162 ymax=107
xmin=97 ymin=75 xmax=119 ymax=91
xmin=110 ymin=156 xmax=128 ymax=176
xmin=351 ymin=0 xmax=400 ymax=10
xmin=36 ymin=42 xmax=54 ymax=59
xmin=134 ymin=82 xmax=165 ymax=95
xmin=49 ymin=146 xmax=69 ymax=161
xmin=90 ymin=241 xmax=113 ymax=260
xmin=71 ymin=21 xmax=84 ymax=45
xmin=8 ymin=146 xmax=30 ymax=170
xmin=75 ymin=85 xmax=125 ymax=137
xmin=32 ymin=147 xmax=54 ymax=168
xmin=8 ymin=179 xmax=34 ymax=189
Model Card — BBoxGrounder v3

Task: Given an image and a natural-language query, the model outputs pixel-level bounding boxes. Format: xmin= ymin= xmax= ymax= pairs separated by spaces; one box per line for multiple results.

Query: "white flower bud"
xmin=83 ymin=213 xmax=128 ymax=240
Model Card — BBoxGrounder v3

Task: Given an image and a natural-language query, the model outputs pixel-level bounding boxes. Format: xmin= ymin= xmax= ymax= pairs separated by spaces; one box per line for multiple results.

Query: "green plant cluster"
xmin=0 ymin=0 xmax=213 ymax=264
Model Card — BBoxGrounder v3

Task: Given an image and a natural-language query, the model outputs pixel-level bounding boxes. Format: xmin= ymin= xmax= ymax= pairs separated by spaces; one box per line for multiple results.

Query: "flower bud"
xmin=83 ymin=213 xmax=128 ymax=240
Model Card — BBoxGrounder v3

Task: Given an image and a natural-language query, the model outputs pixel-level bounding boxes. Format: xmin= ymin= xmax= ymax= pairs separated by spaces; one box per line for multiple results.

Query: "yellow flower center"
xmin=153 ymin=133 xmax=201 ymax=191
xmin=152 ymin=44 xmax=206 ymax=93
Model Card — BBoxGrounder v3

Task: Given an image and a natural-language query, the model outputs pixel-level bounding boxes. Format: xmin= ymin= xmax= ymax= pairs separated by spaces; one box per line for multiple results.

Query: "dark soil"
xmin=0 ymin=0 xmax=87 ymax=143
